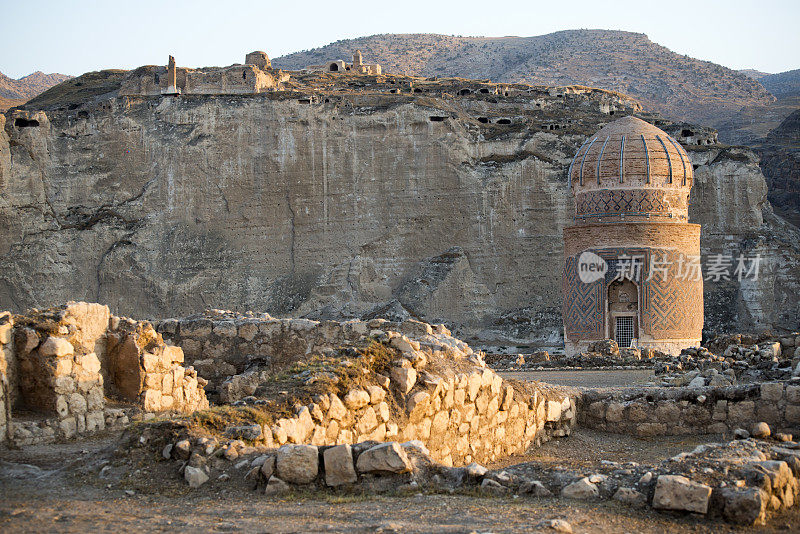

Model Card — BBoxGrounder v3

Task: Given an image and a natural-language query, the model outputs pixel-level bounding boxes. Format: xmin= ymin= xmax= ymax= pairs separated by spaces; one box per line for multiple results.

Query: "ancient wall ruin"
xmin=1 ymin=302 xmax=208 ymax=446
xmin=579 ymin=382 xmax=800 ymax=437
xmin=157 ymin=312 xmax=576 ymax=466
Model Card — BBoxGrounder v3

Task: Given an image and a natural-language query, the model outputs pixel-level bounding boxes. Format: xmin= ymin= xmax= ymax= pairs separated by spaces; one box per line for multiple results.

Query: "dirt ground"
xmin=2 ymin=428 xmax=800 ymax=533
xmin=499 ymin=369 xmax=655 ymax=389
xmin=1 ymin=370 xmax=797 ymax=533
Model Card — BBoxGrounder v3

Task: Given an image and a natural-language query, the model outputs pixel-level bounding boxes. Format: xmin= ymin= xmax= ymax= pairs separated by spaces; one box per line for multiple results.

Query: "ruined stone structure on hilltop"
xmin=304 ymin=50 xmax=382 ymax=75
xmin=562 ymin=116 xmax=704 ymax=355
xmin=118 ymin=53 xmax=290 ymax=96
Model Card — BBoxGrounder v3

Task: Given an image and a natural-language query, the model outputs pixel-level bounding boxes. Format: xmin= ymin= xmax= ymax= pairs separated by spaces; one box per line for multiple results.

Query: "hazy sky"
xmin=1 ymin=0 xmax=798 ymax=79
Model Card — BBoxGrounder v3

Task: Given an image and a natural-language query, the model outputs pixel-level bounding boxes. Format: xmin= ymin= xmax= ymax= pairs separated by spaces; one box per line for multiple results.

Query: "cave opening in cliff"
xmin=681 ymin=129 xmax=694 ymax=137
xmin=14 ymin=118 xmax=39 ymax=128
xmin=497 ymin=118 xmax=512 ymax=125
xmin=429 ymin=116 xmax=447 ymax=122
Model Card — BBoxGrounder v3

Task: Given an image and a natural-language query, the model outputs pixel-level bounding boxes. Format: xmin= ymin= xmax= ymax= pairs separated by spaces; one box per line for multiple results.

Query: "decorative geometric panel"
xmin=562 ymin=256 xmax=604 ymax=340
xmin=575 ymin=189 xmax=672 ymax=219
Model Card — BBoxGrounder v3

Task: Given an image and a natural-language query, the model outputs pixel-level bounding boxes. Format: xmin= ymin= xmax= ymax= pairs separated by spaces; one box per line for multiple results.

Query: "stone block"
xmin=786 ymin=386 xmax=800 ymax=404
xmin=785 ymin=404 xmax=800 ymax=424
xmin=652 ymin=475 xmax=712 ymax=514
xmin=39 ymin=337 xmax=74 ymax=358
xmin=185 ymin=466 xmax=209 ymax=488
xmin=561 ymin=477 xmax=599 ymax=499
xmin=59 ymin=416 xmax=77 ymax=439
xmin=324 ymin=444 xmax=357 ymax=486
xmin=377 ymin=401 xmax=390 ymax=422
xmin=143 ymin=389 xmax=162 ymax=412
xmin=407 ymin=391 xmax=430 ymax=422
xmin=467 ymin=373 xmax=482 ymax=401
xmin=729 ymin=401 xmax=755 ymax=423
xmin=391 ymin=367 xmax=416 ymax=394
xmin=54 ymin=358 xmax=73 ymax=377
xmin=77 ymin=353 xmax=101 ymax=375
xmin=344 ymin=389 xmax=370 ymax=410
xmin=606 ymin=402 xmax=624 ymax=423
xmin=546 ymin=400 xmax=562 ymax=422
xmin=276 ymin=444 xmax=319 ymax=484
xmin=760 ymin=382 xmax=784 ymax=403
xmin=356 ymin=406 xmax=378 ymax=434
xmin=756 ymin=403 xmax=781 ymax=425
xmin=328 ymin=394 xmax=348 ymax=421
xmin=432 ymin=410 xmax=449 ymax=434
xmin=366 ymin=385 xmax=386 ymax=404
xmin=68 ymin=392 xmax=87 ymax=415
xmin=85 ymin=411 xmax=105 ymax=432
xmin=142 ymin=353 xmax=159 ymax=372
xmin=355 ymin=442 xmax=412 ymax=474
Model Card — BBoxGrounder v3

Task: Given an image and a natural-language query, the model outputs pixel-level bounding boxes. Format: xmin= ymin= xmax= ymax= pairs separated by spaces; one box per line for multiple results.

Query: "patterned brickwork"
xmin=561 ymin=256 xmax=604 ymax=340
xmin=562 ymin=247 xmax=703 ymax=342
xmin=575 ymin=189 xmax=671 ymax=219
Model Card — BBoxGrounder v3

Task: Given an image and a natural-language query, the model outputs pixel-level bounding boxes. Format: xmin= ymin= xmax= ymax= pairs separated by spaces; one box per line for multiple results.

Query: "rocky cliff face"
xmin=1 ymin=75 xmax=797 ymax=345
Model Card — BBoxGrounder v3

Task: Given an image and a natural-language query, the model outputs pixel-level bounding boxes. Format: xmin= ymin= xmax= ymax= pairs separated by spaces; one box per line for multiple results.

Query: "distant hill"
xmin=757 ymin=109 xmax=800 ymax=227
xmin=739 ymin=69 xmax=771 ymax=80
xmin=0 ymin=70 xmax=72 ymax=111
xmin=759 ymin=69 xmax=800 ymax=98
xmin=274 ymin=30 xmax=775 ymax=139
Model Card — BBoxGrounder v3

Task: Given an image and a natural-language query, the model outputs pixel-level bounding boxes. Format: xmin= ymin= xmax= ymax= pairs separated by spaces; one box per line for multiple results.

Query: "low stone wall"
xmin=241 ymin=366 xmax=575 ymax=466
xmin=579 ymin=382 xmax=800 ymax=437
xmin=156 ymin=312 xmax=374 ymax=391
xmin=158 ymin=312 xmax=576 ymax=466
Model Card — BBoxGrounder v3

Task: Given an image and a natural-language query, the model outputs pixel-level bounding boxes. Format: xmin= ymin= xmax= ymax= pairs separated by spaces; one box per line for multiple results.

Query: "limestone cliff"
xmin=1 ymin=71 xmax=797 ymax=345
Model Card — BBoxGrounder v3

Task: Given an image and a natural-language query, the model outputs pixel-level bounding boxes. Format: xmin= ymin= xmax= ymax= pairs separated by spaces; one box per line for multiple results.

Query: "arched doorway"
xmin=607 ymin=278 xmax=639 ymax=348
xmin=329 ymin=63 xmax=339 ymax=72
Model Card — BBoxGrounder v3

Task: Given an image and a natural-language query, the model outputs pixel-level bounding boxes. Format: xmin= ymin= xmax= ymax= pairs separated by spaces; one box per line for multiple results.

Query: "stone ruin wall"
xmin=157 ymin=314 xmax=577 ymax=466
xmin=579 ymin=382 xmax=800 ymax=437
xmin=117 ymin=64 xmax=286 ymax=97
xmin=1 ymin=302 xmax=208 ymax=446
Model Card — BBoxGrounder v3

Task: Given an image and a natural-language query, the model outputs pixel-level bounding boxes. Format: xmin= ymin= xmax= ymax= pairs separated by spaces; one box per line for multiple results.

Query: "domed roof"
xmin=568 ymin=116 xmax=693 ymax=191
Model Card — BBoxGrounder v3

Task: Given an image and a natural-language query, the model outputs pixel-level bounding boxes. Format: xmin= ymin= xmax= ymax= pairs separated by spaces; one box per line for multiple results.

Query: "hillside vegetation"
xmin=274 ymin=30 xmax=775 ymax=138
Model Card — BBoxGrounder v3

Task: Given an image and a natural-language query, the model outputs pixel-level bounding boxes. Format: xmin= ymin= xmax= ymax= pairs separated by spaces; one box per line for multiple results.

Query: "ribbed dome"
xmin=567 ymin=116 xmax=694 ymax=223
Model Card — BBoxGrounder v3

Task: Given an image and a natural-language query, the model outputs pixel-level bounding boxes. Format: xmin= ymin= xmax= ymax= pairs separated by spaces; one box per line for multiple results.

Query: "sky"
xmin=1 ymin=0 xmax=798 ymax=79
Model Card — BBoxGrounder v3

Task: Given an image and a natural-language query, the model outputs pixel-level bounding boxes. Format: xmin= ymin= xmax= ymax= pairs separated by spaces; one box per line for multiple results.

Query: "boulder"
xmin=276 ymin=444 xmax=319 ymax=484
xmin=561 ymin=477 xmax=599 ymax=499
xmin=751 ymin=422 xmax=771 ymax=439
xmin=355 ymin=442 xmax=412 ymax=474
xmin=184 ymin=466 xmax=209 ymax=488
xmin=652 ymin=475 xmax=712 ymax=514
xmin=720 ymin=487 xmax=768 ymax=525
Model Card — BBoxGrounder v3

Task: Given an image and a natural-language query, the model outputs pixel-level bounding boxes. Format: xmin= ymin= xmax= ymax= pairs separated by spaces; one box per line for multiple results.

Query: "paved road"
xmin=499 ymin=368 xmax=654 ymax=388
